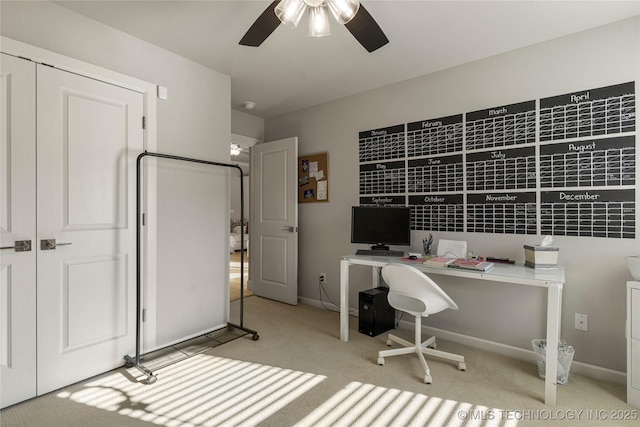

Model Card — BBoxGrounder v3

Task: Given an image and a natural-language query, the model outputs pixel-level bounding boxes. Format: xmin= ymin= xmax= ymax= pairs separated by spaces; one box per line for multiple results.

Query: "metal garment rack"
xmin=124 ymin=151 xmax=258 ymax=384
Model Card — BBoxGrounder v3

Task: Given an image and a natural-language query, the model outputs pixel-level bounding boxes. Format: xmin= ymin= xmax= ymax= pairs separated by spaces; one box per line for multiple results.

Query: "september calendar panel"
xmin=540 ymin=136 xmax=635 ymax=187
xmin=360 ymin=196 xmax=405 ymax=207
xmin=466 ymin=146 xmax=536 ymax=190
xmin=540 ymin=82 xmax=635 ymax=141
xmin=359 ymin=124 xmax=405 ymax=162
xmin=541 ymin=190 xmax=635 ymax=238
xmin=409 ymin=194 xmax=464 ymax=232
xmin=467 ymin=192 xmax=537 ymax=234
xmin=466 ymin=100 xmax=536 ymax=150
xmin=407 ymin=114 xmax=463 ymax=156
xmin=408 ymin=154 xmax=464 ymax=193
xmin=359 ymin=160 xmax=405 ymax=195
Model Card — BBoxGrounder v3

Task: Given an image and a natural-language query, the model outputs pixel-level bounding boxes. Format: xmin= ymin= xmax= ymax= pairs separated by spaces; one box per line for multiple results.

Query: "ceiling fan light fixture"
xmin=326 ymin=0 xmax=360 ymax=24
xmin=275 ymin=0 xmax=306 ymax=28
xmin=309 ymin=5 xmax=331 ymax=37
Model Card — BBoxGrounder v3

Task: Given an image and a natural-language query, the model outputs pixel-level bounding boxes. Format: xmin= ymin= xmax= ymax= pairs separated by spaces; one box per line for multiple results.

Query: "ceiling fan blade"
xmin=344 ymin=3 xmax=389 ymax=53
xmin=239 ymin=0 xmax=282 ymax=47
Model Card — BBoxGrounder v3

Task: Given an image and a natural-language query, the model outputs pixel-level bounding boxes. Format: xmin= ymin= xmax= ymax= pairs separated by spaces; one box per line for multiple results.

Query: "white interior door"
xmin=0 ymin=54 xmax=37 ymax=408
xmin=36 ymin=65 xmax=143 ymax=394
xmin=250 ymin=137 xmax=298 ymax=305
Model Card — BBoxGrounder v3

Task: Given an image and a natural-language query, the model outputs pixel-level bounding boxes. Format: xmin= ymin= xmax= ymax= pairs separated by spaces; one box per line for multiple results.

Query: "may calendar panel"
xmin=540 ymin=136 xmax=636 ymax=187
xmin=407 ymin=114 xmax=463 ymax=156
xmin=466 ymin=100 xmax=536 ymax=150
xmin=359 ymin=160 xmax=406 ymax=195
xmin=466 ymin=146 xmax=536 ymax=191
xmin=540 ymin=82 xmax=635 ymax=141
xmin=359 ymin=124 xmax=405 ymax=162
xmin=467 ymin=192 xmax=537 ymax=234
xmin=409 ymin=194 xmax=464 ymax=232
xmin=360 ymin=195 xmax=405 ymax=208
xmin=407 ymin=154 xmax=464 ymax=193
xmin=541 ymin=189 xmax=635 ymax=238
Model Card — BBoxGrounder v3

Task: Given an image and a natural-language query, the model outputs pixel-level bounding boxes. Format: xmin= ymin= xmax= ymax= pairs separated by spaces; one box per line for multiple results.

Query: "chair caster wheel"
xmin=252 ymin=334 xmax=260 ymax=341
xmin=458 ymin=362 xmax=466 ymax=371
xmin=146 ymin=375 xmax=157 ymax=385
xmin=386 ymin=340 xmax=392 ymax=346
xmin=424 ymin=374 xmax=432 ymax=384
xmin=377 ymin=358 xmax=385 ymax=366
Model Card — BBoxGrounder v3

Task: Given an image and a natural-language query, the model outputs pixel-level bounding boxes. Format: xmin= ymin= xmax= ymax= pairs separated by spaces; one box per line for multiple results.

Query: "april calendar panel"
xmin=360 ymin=196 xmax=405 ymax=207
xmin=359 ymin=161 xmax=406 ymax=195
xmin=540 ymin=82 xmax=635 ymax=141
xmin=466 ymin=100 xmax=536 ymax=150
xmin=409 ymin=194 xmax=464 ymax=232
xmin=467 ymin=192 xmax=537 ymax=234
xmin=408 ymin=155 xmax=463 ymax=193
xmin=407 ymin=115 xmax=463 ymax=156
xmin=540 ymin=136 xmax=635 ymax=187
xmin=541 ymin=190 xmax=635 ymax=238
xmin=466 ymin=146 xmax=536 ymax=190
xmin=358 ymin=124 xmax=405 ymax=162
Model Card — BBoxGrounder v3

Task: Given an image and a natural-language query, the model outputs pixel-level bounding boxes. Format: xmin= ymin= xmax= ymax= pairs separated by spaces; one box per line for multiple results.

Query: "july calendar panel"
xmin=409 ymin=194 xmax=464 ymax=232
xmin=466 ymin=146 xmax=536 ymax=190
xmin=359 ymin=196 xmax=406 ymax=207
xmin=408 ymin=154 xmax=464 ymax=193
xmin=359 ymin=124 xmax=405 ymax=162
xmin=540 ymin=136 xmax=636 ymax=187
xmin=541 ymin=190 xmax=635 ymax=238
xmin=540 ymin=82 xmax=635 ymax=141
xmin=467 ymin=192 xmax=537 ymax=234
xmin=466 ymin=100 xmax=536 ymax=150
xmin=359 ymin=161 xmax=406 ymax=195
xmin=407 ymin=114 xmax=463 ymax=156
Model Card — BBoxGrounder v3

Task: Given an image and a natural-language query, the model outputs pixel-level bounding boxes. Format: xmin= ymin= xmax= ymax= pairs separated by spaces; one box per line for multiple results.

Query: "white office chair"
xmin=436 ymin=239 xmax=467 ymax=259
xmin=377 ymin=263 xmax=466 ymax=384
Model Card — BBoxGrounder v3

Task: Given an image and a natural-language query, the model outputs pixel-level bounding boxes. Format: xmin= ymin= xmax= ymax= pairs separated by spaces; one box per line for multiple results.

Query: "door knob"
xmin=281 ymin=226 xmax=297 ymax=232
xmin=41 ymin=239 xmax=72 ymax=250
xmin=0 ymin=240 xmax=32 ymax=252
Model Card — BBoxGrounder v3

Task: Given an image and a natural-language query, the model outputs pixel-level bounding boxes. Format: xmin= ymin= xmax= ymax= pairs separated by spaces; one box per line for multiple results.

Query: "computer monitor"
xmin=351 ymin=206 xmax=411 ymax=250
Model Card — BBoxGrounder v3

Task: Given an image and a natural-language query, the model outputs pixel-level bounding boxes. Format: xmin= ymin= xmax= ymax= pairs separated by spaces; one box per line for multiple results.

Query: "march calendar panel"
xmin=466 ymin=100 xmax=536 ymax=150
xmin=409 ymin=194 xmax=464 ymax=232
xmin=358 ymin=124 xmax=405 ymax=162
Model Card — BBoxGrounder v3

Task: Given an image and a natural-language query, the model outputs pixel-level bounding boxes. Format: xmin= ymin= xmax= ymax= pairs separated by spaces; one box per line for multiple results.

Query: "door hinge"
xmin=142 ymin=309 xmax=146 ymax=322
xmin=142 ymin=213 xmax=146 ymax=226
xmin=142 ymin=116 xmax=146 ymax=129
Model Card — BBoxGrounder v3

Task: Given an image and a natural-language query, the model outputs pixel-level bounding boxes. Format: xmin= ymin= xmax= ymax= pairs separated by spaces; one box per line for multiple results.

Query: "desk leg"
xmin=545 ymin=284 xmax=562 ymax=406
xmin=340 ymin=259 xmax=350 ymax=342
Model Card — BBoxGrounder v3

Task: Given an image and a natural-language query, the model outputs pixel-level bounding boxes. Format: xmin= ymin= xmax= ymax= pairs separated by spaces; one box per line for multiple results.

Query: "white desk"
xmin=340 ymin=255 xmax=565 ymax=406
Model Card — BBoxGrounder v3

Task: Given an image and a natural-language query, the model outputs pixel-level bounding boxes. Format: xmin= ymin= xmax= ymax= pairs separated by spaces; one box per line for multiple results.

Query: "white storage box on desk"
xmin=524 ymin=245 xmax=559 ymax=269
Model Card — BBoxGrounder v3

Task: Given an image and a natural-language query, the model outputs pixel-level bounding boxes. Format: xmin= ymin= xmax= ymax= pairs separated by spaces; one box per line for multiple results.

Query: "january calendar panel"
xmin=466 ymin=192 xmax=537 ymax=234
xmin=359 ymin=160 xmax=406 ymax=195
xmin=409 ymin=194 xmax=464 ymax=232
xmin=466 ymin=146 xmax=536 ymax=191
xmin=358 ymin=124 xmax=405 ymax=162
xmin=540 ymin=190 xmax=635 ymax=238
xmin=466 ymin=100 xmax=536 ymax=150
xmin=407 ymin=114 xmax=463 ymax=157
xmin=407 ymin=154 xmax=464 ymax=193
xmin=359 ymin=196 xmax=406 ymax=208
xmin=540 ymin=135 xmax=636 ymax=187
xmin=540 ymin=82 xmax=635 ymax=141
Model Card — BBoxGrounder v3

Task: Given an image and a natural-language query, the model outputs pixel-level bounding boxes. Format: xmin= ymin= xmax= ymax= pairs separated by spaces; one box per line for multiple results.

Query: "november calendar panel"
xmin=358 ymin=124 xmax=405 ymax=162
xmin=359 ymin=160 xmax=406 ymax=195
xmin=407 ymin=114 xmax=463 ymax=156
xmin=466 ymin=100 xmax=536 ymax=150
xmin=409 ymin=194 xmax=464 ymax=232
xmin=467 ymin=192 xmax=537 ymax=234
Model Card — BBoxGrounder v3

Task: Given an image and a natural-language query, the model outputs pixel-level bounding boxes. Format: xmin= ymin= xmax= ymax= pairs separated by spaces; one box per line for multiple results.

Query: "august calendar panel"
xmin=408 ymin=154 xmax=464 ymax=193
xmin=407 ymin=114 xmax=463 ymax=156
xmin=541 ymin=190 xmax=635 ymax=238
xmin=466 ymin=146 xmax=536 ymax=191
xmin=467 ymin=192 xmax=537 ymax=234
xmin=409 ymin=194 xmax=464 ymax=232
xmin=358 ymin=124 xmax=405 ymax=162
xmin=466 ymin=100 xmax=536 ymax=150
xmin=359 ymin=161 xmax=406 ymax=195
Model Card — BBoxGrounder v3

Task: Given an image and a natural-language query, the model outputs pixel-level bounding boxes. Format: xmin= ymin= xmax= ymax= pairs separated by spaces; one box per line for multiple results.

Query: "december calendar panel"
xmin=359 ymin=196 xmax=406 ymax=207
xmin=467 ymin=192 xmax=537 ymax=234
xmin=466 ymin=146 xmax=536 ymax=190
xmin=409 ymin=194 xmax=464 ymax=232
xmin=359 ymin=124 xmax=405 ymax=162
xmin=407 ymin=114 xmax=463 ymax=156
xmin=407 ymin=154 xmax=464 ymax=193
xmin=540 ymin=136 xmax=635 ymax=187
xmin=540 ymin=82 xmax=635 ymax=141
xmin=359 ymin=160 xmax=406 ymax=195
xmin=466 ymin=100 xmax=536 ymax=150
xmin=541 ymin=190 xmax=635 ymax=238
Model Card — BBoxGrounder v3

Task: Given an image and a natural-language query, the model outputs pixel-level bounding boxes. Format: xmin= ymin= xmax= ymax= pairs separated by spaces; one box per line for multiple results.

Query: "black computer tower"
xmin=359 ymin=287 xmax=395 ymax=337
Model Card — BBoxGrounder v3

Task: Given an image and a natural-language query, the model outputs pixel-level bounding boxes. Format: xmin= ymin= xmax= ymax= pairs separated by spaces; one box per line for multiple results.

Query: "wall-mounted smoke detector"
xmin=242 ymin=101 xmax=256 ymax=110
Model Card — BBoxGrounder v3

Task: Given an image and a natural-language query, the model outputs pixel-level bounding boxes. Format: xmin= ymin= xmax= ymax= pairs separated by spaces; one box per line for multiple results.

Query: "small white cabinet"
xmin=629 ymin=281 xmax=640 ymax=409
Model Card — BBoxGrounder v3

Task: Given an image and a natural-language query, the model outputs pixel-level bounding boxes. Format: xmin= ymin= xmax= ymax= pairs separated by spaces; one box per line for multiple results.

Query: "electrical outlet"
xmin=319 ymin=273 xmax=326 ymax=285
xmin=575 ymin=313 xmax=588 ymax=331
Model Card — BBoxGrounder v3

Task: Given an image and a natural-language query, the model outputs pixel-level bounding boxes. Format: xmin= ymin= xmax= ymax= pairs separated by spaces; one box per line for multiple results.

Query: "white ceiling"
xmin=55 ymin=1 xmax=640 ymax=119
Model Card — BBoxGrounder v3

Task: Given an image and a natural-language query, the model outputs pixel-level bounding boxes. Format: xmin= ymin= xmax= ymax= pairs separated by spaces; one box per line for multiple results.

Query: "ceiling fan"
xmin=239 ymin=0 xmax=389 ymax=53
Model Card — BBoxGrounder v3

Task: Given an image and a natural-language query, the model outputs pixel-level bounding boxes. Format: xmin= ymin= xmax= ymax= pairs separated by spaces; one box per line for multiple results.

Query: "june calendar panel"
xmin=359 ymin=161 xmax=406 ymax=195
xmin=359 ymin=124 xmax=405 ymax=162
xmin=466 ymin=100 xmax=536 ymax=150
xmin=541 ymin=190 xmax=635 ymax=238
xmin=540 ymin=82 xmax=635 ymax=141
xmin=466 ymin=146 xmax=536 ymax=190
xmin=408 ymin=154 xmax=464 ymax=193
xmin=540 ymin=136 xmax=635 ymax=187
xmin=407 ymin=114 xmax=463 ymax=156
xmin=409 ymin=194 xmax=464 ymax=232
xmin=359 ymin=195 xmax=406 ymax=208
xmin=467 ymin=192 xmax=537 ymax=234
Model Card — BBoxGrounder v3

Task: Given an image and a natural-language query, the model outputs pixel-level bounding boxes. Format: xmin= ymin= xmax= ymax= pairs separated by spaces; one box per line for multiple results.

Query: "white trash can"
xmin=532 ymin=339 xmax=575 ymax=385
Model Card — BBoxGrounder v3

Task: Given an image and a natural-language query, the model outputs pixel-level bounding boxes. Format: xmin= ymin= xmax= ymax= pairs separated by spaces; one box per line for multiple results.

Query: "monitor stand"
xmin=370 ymin=244 xmax=389 ymax=251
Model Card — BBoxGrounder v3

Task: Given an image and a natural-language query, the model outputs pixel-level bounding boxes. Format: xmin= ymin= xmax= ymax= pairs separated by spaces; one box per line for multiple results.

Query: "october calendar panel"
xmin=409 ymin=194 xmax=464 ymax=232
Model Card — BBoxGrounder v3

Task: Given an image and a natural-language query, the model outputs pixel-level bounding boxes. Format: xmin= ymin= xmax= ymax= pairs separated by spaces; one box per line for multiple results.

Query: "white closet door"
xmin=36 ymin=65 xmax=143 ymax=394
xmin=0 ymin=54 xmax=37 ymax=408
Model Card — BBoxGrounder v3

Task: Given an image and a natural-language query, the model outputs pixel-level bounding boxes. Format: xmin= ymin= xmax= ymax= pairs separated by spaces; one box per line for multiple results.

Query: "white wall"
xmin=265 ymin=17 xmax=640 ymax=373
xmin=1 ymin=1 xmax=232 ymax=347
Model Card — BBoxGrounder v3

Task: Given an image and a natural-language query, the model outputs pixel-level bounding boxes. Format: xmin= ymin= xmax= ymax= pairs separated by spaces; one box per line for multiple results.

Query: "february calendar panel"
xmin=359 ymin=124 xmax=405 ymax=162
xmin=541 ymin=190 xmax=635 ymax=238
xmin=407 ymin=114 xmax=463 ymax=157
xmin=540 ymin=135 xmax=636 ymax=187
xmin=359 ymin=196 xmax=406 ymax=207
xmin=466 ymin=146 xmax=536 ymax=191
xmin=467 ymin=192 xmax=537 ymax=234
xmin=359 ymin=160 xmax=406 ymax=195
xmin=540 ymin=82 xmax=635 ymax=141
xmin=407 ymin=154 xmax=464 ymax=193
xmin=466 ymin=100 xmax=536 ymax=150
xmin=409 ymin=194 xmax=464 ymax=232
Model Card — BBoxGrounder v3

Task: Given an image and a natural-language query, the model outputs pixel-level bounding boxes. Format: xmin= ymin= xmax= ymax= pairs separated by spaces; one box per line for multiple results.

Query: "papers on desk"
xmin=423 ymin=256 xmax=456 ymax=267
xmin=447 ymin=258 xmax=495 ymax=272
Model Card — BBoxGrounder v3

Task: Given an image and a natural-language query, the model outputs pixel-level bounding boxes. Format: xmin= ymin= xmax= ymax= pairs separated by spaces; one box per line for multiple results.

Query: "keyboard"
xmin=355 ymin=249 xmax=404 ymax=257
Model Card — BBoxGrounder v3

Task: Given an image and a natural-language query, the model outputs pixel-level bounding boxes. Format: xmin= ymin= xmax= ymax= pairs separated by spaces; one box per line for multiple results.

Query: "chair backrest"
xmin=381 ymin=263 xmax=458 ymax=317
xmin=436 ymin=239 xmax=467 ymax=259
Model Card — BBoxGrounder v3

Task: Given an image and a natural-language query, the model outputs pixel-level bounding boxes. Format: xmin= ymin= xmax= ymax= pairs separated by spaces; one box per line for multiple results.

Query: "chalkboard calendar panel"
xmin=359 ymin=124 xmax=405 ymax=162
xmin=467 ymin=192 xmax=537 ymax=234
xmin=466 ymin=146 xmax=536 ymax=190
xmin=360 ymin=196 xmax=406 ymax=207
xmin=359 ymin=160 xmax=406 ymax=194
xmin=408 ymin=154 xmax=464 ymax=193
xmin=466 ymin=100 xmax=536 ymax=150
xmin=407 ymin=114 xmax=463 ymax=156
xmin=409 ymin=194 xmax=464 ymax=232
